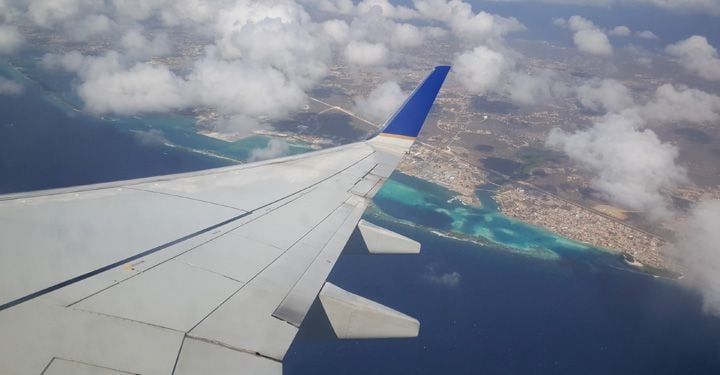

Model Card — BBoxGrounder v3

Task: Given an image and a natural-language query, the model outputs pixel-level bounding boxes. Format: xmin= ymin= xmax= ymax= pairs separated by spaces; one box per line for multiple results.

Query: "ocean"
xmin=0 ymin=60 xmax=311 ymax=193
xmin=285 ymin=175 xmax=720 ymax=375
xmin=2 ymin=65 xmax=720 ymax=374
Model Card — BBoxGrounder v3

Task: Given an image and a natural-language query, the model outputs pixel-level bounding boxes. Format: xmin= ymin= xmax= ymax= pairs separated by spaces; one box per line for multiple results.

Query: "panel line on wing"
xmin=68 ymin=304 xmax=187 ymax=334
xmin=0 ymin=143 xmax=365 ymax=203
xmin=185 ymin=196 xmax=352 ymax=334
xmin=183 ymin=335 xmax=282 ymax=363
xmin=0 ymin=211 xmax=252 ymax=312
xmin=125 ymin=187 xmax=247 ymax=211
xmin=64 ymin=187 xmax=314 ymax=309
xmin=1 ymin=150 xmax=377 ymax=312
xmin=268 ymin=200 xmax=359 ymax=311
xmin=272 ymin=198 xmax=368 ymax=327
xmin=42 ymin=358 xmax=136 ymax=375
xmin=171 ymin=333 xmax=187 ymax=375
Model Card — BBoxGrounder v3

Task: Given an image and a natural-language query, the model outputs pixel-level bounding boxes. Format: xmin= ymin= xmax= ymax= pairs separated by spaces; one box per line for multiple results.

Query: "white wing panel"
xmin=72 ymin=260 xmax=242 ymax=331
xmin=174 ymin=338 xmax=281 ymax=375
xmin=131 ymin=143 xmax=374 ymax=211
xmin=189 ymin=282 xmax=298 ymax=361
xmin=0 ymin=188 xmax=241 ymax=307
xmin=235 ymin=157 xmax=377 ymax=250
xmin=273 ymin=197 xmax=368 ymax=327
xmin=189 ymin=197 xmax=367 ymax=361
xmin=177 ymin=234 xmax=284 ymax=283
xmin=43 ymin=358 xmax=131 ymax=375
xmin=0 ymin=304 xmax=182 ymax=374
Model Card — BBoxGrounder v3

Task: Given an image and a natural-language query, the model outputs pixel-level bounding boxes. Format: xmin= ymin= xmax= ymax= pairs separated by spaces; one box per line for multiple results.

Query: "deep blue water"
xmin=0 ymin=61 xmax=314 ymax=193
xmin=0 ymin=88 xmax=231 ymax=193
xmin=0 ymin=65 xmax=230 ymax=193
xmin=287 ymin=215 xmax=720 ymax=375
xmin=2 ymin=67 xmax=720 ymax=374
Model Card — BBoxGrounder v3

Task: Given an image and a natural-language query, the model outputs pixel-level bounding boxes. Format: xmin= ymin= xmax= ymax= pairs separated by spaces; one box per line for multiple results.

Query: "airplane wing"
xmin=0 ymin=66 xmax=450 ymax=374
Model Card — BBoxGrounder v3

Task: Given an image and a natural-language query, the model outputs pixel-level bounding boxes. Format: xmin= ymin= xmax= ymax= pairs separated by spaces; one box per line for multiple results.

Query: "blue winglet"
xmin=378 ymin=65 xmax=450 ymax=139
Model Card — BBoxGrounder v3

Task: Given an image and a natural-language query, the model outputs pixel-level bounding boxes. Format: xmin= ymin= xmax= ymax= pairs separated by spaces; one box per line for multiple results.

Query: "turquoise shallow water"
xmin=2 ymin=59 xmax=313 ymax=164
xmin=371 ymin=172 xmax=591 ymax=259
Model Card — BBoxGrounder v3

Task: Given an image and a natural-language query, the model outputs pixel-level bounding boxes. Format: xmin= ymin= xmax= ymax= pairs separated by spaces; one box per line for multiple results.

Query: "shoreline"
xmin=363 ymin=204 xmax=562 ymax=261
xmin=383 ymin=171 xmax=682 ymax=279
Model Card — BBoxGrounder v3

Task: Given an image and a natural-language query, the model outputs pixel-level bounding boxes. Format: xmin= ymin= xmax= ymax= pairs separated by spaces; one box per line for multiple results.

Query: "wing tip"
xmin=376 ymin=65 xmax=451 ymax=140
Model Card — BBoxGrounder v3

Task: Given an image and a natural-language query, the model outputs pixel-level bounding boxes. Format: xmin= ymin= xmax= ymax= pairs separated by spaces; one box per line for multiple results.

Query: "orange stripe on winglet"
xmin=378 ymin=133 xmax=417 ymax=141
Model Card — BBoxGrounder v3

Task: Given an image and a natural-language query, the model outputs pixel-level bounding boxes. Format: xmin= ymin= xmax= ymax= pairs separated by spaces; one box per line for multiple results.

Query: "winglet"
xmin=376 ymin=65 xmax=450 ymax=141
xmin=319 ymin=282 xmax=420 ymax=339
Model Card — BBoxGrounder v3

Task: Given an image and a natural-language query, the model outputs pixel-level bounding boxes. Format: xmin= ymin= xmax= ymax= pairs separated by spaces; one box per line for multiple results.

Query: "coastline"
xmin=378 ymin=171 xmax=682 ymax=279
xmin=2 ymin=60 xmax=315 ymax=163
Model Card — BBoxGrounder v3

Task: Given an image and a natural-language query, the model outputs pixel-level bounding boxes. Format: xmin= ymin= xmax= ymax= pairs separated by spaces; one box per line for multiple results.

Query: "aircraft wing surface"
xmin=0 ymin=66 xmax=450 ymax=374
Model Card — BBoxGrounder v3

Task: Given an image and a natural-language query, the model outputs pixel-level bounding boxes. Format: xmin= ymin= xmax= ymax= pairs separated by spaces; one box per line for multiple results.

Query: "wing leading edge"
xmin=0 ymin=66 xmax=450 ymax=374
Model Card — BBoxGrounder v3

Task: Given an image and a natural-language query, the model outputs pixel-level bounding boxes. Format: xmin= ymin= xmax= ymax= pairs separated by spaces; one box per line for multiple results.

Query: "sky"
xmin=0 ymin=0 xmax=720 ymax=315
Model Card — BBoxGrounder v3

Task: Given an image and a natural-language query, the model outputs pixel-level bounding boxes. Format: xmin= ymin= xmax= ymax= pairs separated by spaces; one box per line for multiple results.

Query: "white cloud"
xmin=414 ymin=0 xmax=524 ymax=45
xmin=211 ymin=114 xmax=262 ymax=137
xmin=42 ymin=49 xmax=309 ymax=123
xmin=213 ymin=1 xmax=329 ymax=88
xmin=345 ymin=8 xmax=430 ymax=50
xmin=77 ymin=61 xmax=190 ymax=115
xmin=189 ymin=56 xmax=308 ymax=118
xmin=120 ymin=29 xmax=171 ymax=60
xmin=565 ymin=15 xmax=596 ymax=31
xmin=574 ymin=28 xmax=613 ymax=56
xmin=344 ymin=40 xmax=389 ymax=65
xmin=0 ymin=24 xmax=22 ymax=54
xmin=424 ymin=267 xmax=461 ymax=288
xmin=665 ymin=200 xmax=720 ymax=317
xmin=322 ymin=19 xmax=349 ymax=44
xmin=547 ymin=83 xmax=720 ymax=219
xmin=453 ymin=45 xmax=509 ymax=95
xmin=506 ymin=70 xmax=570 ymax=106
xmin=28 ymin=0 xmax=77 ymax=27
xmin=132 ymin=129 xmax=168 ymax=146
xmin=300 ymin=0 xmax=354 ymax=15
xmin=608 ymin=25 xmax=631 ymax=36
xmin=41 ymin=50 xmax=88 ymax=72
xmin=353 ymin=81 xmax=407 ymax=124
xmin=547 ymin=113 xmax=687 ymax=219
xmin=454 ymin=45 xmax=569 ymax=106
xmin=552 ymin=17 xmax=568 ymax=28
xmin=576 ymin=79 xmax=635 ymax=113
xmin=0 ymin=0 xmax=8 ymax=19
xmin=32 ymin=0 xmax=331 ymax=136
xmin=8 ymin=0 xmax=538 ymax=134
xmin=157 ymin=0 xmax=217 ymax=26
xmin=42 ymin=51 xmax=190 ymax=115
xmin=638 ymin=84 xmax=720 ymax=125
xmin=389 ymin=22 xmax=425 ymax=48
xmin=635 ymin=30 xmax=658 ymax=40
xmin=357 ymin=0 xmax=420 ymax=19
xmin=0 ymin=77 xmax=23 ymax=95
xmin=64 ymin=14 xmax=115 ymax=41
xmin=555 ymin=16 xmax=613 ymax=56
xmin=666 ymin=36 xmax=720 ymax=81
xmin=249 ymin=139 xmax=290 ymax=161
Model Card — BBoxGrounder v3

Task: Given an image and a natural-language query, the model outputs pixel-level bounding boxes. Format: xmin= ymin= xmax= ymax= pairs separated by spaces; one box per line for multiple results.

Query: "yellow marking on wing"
xmin=378 ymin=133 xmax=417 ymax=141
